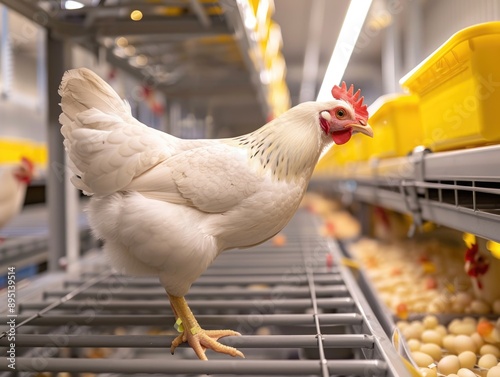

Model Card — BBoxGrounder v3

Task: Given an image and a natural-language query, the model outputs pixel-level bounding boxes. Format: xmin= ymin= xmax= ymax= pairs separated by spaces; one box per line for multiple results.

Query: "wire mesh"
xmin=0 ymin=210 xmax=410 ymax=376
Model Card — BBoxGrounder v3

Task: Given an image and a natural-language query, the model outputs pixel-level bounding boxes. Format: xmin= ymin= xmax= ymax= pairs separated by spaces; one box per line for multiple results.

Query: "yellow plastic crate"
xmin=400 ymin=22 xmax=500 ymax=151
xmin=368 ymin=94 xmax=422 ymax=158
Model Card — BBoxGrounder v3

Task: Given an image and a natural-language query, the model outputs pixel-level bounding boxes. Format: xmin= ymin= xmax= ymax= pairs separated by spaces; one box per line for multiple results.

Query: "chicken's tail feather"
xmin=59 ymin=68 xmax=175 ymax=197
xmin=59 ymin=67 xmax=131 ymax=123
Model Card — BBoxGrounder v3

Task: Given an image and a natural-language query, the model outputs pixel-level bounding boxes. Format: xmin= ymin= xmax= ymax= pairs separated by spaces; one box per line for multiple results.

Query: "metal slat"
xmin=43 ymin=284 xmax=349 ymax=299
xmin=0 ymin=210 xmax=409 ymax=376
xmin=62 ymin=274 xmax=344 ymax=287
xmin=1 ymin=334 xmax=375 ymax=349
xmin=19 ymin=297 xmax=355 ymax=312
xmin=0 ymin=313 xmax=364 ymax=327
xmin=315 ymin=145 xmax=500 ymax=243
xmin=0 ymin=358 xmax=389 ymax=375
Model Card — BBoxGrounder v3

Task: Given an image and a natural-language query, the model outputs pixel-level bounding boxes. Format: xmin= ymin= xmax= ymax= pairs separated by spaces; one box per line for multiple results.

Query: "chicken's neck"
xmin=232 ymin=117 xmax=327 ymax=183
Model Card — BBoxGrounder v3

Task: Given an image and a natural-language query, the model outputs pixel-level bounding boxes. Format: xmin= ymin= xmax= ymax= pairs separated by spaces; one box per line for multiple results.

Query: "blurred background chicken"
xmin=0 ymin=157 xmax=34 ymax=237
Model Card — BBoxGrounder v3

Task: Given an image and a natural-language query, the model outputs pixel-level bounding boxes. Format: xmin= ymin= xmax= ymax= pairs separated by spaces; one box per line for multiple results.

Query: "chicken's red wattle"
xmin=331 ymin=129 xmax=352 ymax=145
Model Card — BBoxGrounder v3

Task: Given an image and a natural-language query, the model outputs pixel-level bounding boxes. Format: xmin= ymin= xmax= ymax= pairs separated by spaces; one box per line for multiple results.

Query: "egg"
xmin=423 ymin=315 xmax=439 ymax=329
xmin=454 ymin=335 xmax=477 ymax=354
xmin=419 ymin=367 xmax=437 ymax=377
xmin=470 ymin=300 xmax=491 ymax=314
xmin=487 ymin=365 xmax=500 ymax=377
xmin=397 ymin=321 xmax=410 ymax=331
xmin=471 ymin=332 xmax=486 ymax=349
xmin=443 ymin=335 xmax=457 ymax=353
xmin=404 ymin=322 xmax=425 ymax=340
xmin=407 ymin=339 xmax=421 ymax=352
xmin=478 ymin=354 xmax=499 ymax=369
xmin=422 ymin=330 xmax=443 ymax=346
xmin=435 ymin=324 xmax=448 ymax=336
xmin=493 ymin=299 xmax=500 ymax=315
xmin=438 ymin=355 xmax=461 ymax=375
xmin=457 ymin=368 xmax=478 ymax=377
xmin=452 ymin=322 xmax=477 ymax=336
xmin=462 ymin=316 xmax=477 ymax=325
xmin=455 ymin=292 xmax=473 ymax=306
xmin=420 ymin=343 xmax=442 ymax=360
xmin=412 ymin=351 xmax=434 ymax=368
xmin=480 ymin=345 xmax=500 ymax=358
xmin=457 ymin=351 xmax=477 ymax=370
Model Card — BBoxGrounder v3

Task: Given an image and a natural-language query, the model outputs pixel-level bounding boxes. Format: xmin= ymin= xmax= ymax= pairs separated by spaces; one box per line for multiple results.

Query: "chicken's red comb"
xmin=21 ymin=157 xmax=34 ymax=172
xmin=331 ymin=82 xmax=368 ymax=122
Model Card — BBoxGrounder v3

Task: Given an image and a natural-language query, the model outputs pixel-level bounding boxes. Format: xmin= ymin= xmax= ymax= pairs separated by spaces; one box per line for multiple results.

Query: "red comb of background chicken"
xmin=331 ymin=82 xmax=368 ymax=122
xmin=21 ymin=157 xmax=34 ymax=172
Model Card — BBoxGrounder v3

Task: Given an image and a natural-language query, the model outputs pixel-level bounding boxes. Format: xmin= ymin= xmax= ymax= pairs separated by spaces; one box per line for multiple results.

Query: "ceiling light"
xmin=64 ymin=1 xmax=84 ymax=10
xmin=130 ymin=10 xmax=143 ymax=21
xmin=316 ymin=0 xmax=373 ymax=101
xmin=367 ymin=0 xmax=393 ymax=31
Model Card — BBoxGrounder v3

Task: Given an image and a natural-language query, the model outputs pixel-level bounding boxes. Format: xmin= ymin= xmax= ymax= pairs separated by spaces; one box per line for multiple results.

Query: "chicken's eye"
xmin=335 ymin=108 xmax=347 ymax=119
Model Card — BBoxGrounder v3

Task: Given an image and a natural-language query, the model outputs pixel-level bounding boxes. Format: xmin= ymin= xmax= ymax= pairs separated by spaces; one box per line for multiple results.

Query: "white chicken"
xmin=0 ymin=157 xmax=34 ymax=236
xmin=59 ymin=68 xmax=372 ymax=360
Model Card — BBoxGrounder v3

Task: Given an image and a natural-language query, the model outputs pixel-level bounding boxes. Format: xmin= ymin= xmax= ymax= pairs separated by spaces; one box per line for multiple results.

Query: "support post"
xmin=46 ymin=34 xmax=72 ymax=271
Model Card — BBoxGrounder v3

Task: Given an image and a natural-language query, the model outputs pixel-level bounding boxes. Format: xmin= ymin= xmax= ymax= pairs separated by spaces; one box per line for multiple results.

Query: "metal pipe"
xmin=42 ymin=285 xmax=349 ymax=299
xmin=19 ymin=297 xmax=355 ymax=312
xmin=0 ymin=358 xmax=388 ymax=375
xmin=0 ymin=5 xmax=12 ymax=98
xmin=1 ymin=334 xmax=375 ymax=349
xmin=189 ymin=0 xmax=212 ymax=28
xmin=0 ymin=313 xmax=363 ymax=327
xmin=62 ymin=274 xmax=344 ymax=287
xmin=46 ymin=35 xmax=71 ymax=271
xmin=299 ymin=0 xmax=325 ymax=102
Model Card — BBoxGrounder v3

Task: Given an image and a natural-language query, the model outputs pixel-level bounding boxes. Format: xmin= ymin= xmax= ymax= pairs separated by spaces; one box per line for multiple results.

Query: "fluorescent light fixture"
xmin=64 ymin=1 xmax=84 ymax=10
xmin=316 ymin=0 xmax=372 ymax=101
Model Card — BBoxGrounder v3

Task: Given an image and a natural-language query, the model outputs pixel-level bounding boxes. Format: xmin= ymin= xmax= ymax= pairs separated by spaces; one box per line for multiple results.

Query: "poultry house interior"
xmin=1 ymin=0 xmax=500 ymax=376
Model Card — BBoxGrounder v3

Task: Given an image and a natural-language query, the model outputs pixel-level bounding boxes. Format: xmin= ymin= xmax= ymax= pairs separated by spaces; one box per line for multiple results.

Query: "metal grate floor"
xmin=0 ymin=210 xmax=410 ymax=376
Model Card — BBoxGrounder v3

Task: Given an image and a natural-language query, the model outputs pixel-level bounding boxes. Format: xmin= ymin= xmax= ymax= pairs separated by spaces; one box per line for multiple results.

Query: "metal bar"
xmin=79 ymin=265 xmax=341 ymax=275
xmin=413 ymin=181 xmax=500 ymax=195
xmin=62 ymin=274 xmax=344 ymax=287
xmin=220 ymin=0 xmax=270 ymax=120
xmin=46 ymin=35 xmax=71 ymax=272
xmin=419 ymin=200 xmax=500 ymax=243
xmin=43 ymin=285 xmax=349 ymax=299
xmin=301 ymin=239 xmax=329 ymax=377
xmin=326 ymin=237 xmax=413 ymax=377
xmin=298 ymin=0 xmax=325 ymax=102
xmin=0 ymin=358 xmax=388 ymax=375
xmin=0 ymin=313 xmax=364 ymax=327
xmin=189 ymin=0 xmax=212 ymax=27
xmin=0 ymin=5 xmax=12 ymax=97
xmin=19 ymin=297 xmax=355 ymax=312
xmin=0 ymin=272 xmax=113 ymax=339
xmin=1 ymin=334 xmax=375 ymax=349
xmin=424 ymin=144 xmax=500 ymax=182
xmin=95 ymin=18 xmax=227 ymax=37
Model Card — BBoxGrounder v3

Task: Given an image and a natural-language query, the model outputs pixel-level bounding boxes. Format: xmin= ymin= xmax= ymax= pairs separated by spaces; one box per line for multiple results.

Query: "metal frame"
xmin=0 ymin=210 xmax=411 ymax=376
xmin=313 ymin=145 xmax=500 ymax=242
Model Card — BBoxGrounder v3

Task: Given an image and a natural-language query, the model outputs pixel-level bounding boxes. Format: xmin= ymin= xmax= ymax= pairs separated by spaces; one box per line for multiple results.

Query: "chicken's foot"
xmin=168 ymin=294 xmax=244 ymax=360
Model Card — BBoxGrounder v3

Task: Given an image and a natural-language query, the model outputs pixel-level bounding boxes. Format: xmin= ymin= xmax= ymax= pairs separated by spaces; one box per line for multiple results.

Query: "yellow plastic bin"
xmin=400 ymin=22 xmax=500 ymax=151
xmin=368 ymin=94 xmax=422 ymax=158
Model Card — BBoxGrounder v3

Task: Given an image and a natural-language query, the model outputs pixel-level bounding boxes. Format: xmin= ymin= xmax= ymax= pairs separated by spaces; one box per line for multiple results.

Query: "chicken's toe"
xmin=170 ymin=328 xmax=244 ymax=360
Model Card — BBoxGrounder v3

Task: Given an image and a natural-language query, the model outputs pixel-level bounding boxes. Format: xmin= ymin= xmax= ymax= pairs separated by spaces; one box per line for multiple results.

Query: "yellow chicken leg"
xmin=168 ymin=294 xmax=245 ymax=360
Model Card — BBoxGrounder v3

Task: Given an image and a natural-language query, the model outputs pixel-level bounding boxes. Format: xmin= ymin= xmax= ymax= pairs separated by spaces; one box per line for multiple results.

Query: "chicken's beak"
xmin=349 ymin=120 xmax=373 ymax=138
